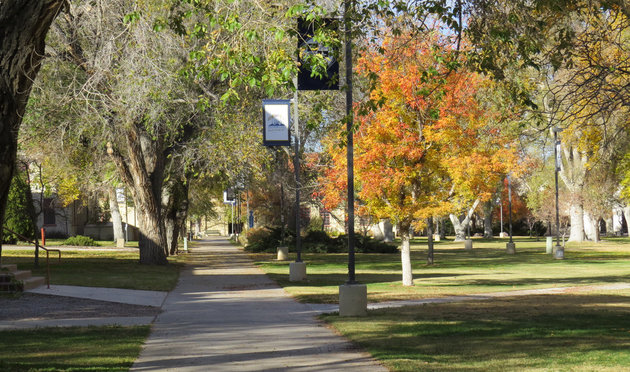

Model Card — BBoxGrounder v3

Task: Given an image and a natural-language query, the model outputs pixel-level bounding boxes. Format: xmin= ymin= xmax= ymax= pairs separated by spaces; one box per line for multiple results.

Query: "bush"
xmin=63 ymin=235 xmax=99 ymax=246
xmin=3 ymin=169 xmax=34 ymax=244
xmin=306 ymin=216 xmax=324 ymax=232
xmin=355 ymin=234 xmax=399 ymax=253
xmin=245 ymin=228 xmax=398 ymax=254
xmin=245 ymin=227 xmax=293 ymax=253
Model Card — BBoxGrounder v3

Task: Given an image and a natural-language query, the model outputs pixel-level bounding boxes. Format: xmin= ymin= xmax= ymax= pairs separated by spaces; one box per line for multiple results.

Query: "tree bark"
xmin=583 ymin=211 xmax=600 ymax=242
xmin=449 ymin=199 xmax=480 ymax=241
xmin=569 ymin=203 xmax=586 ymax=242
xmin=107 ymin=186 xmax=124 ymax=242
xmin=482 ymin=199 xmax=494 ymax=239
xmin=0 ymin=0 xmax=66 ymax=262
xmin=107 ymin=124 xmax=168 ymax=265
xmin=559 ymin=145 xmax=588 ymax=242
xmin=399 ymin=221 xmax=413 ymax=286
xmin=163 ymin=179 xmax=189 ymax=255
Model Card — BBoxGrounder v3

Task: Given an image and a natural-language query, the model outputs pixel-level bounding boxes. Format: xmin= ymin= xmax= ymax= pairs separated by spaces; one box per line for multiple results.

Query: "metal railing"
xmin=2 ymin=226 xmax=61 ymax=289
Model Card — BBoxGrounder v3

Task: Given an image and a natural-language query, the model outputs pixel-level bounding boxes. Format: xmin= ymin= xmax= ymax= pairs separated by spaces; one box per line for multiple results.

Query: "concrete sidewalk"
xmin=26 ymin=285 xmax=168 ymax=307
xmin=131 ymin=237 xmax=387 ymax=372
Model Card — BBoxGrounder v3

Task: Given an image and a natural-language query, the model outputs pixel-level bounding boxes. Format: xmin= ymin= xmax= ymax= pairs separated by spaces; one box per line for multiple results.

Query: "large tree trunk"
xmin=163 ymin=179 xmax=189 ymax=255
xmin=107 ymin=186 xmax=124 ymax=242
xmin=450 ymin=199 xmax=481 ymax=241
xmin=107 ymin=124 xmax=168 ymax=265
xmin=399 ymin=221 xmax=413 ymax=286
xmin=569 ymin=203 xmax=586 ymax=242
xmin=559 ymin=145 xmax=588 ymax=242
xmin=137 ymin=207 xmax=168 ymax=265
xmin=0 ymin=0 xmax=65 ymax=264
xmin=482 ymin=199 xmax=494 ymax=239
xmin=583 ymin=211 xmax=600 ymax=242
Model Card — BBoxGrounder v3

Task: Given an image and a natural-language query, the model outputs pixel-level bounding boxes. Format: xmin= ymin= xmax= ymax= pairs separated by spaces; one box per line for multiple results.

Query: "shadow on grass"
xmin=324 ymin=293 xmax=630 ymax=371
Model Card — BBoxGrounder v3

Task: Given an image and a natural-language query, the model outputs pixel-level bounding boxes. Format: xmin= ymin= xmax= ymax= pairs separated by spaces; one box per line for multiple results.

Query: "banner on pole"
xmin=223 ymin=188 xmax=236 ymax=205
xmin=262 ymin=99 xmax=291 ymax=146
xmin=297 ymin=18 xmax=339 ymax=91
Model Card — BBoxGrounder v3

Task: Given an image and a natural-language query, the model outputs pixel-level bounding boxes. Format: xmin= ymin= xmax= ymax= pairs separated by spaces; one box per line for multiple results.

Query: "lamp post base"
xmin=506 ymin=242 xmax=516 ymax=254
xmin=553 ymin=245 xmax=564 ymax=260
xmin=289 ymin=261 xmax=307 ymax=281
xmin=277 ymin=246 xmax=289 ymax=261
xmin=339 ymin=283 xmax=367 ymax=317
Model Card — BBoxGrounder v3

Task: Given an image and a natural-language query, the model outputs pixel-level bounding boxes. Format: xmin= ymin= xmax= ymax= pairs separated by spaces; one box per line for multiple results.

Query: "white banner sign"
xmin=262 ymin=99 xmax=291 ymax=146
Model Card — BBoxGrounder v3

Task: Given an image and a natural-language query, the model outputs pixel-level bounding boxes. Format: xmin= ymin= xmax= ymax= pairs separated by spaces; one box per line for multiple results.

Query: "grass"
xmin=322 ymin=291 xmax=630 ymax=371
xmin=2 ymin=249 xmax=184 ymax=291
xmin=15 ymin=239 xmax=140 ymax=248
xmin=249 ymin=236 xmax=630 ymax=303
xmin=0 ymin=326 xmax=150 ymax=372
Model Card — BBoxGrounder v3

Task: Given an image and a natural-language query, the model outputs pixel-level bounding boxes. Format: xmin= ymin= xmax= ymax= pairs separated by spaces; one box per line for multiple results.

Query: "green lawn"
xmin=0 ymin=326 xmax=150 ymax=372
xmin=15 ymin=239 xmax=140 ymax=248
xmin=2 ymin=249 xmax=184 ymax=291
xmin=323 ymin=291 xmax=630 ymax=371
xmin=250 ymin=236 xmax=630 ymax=303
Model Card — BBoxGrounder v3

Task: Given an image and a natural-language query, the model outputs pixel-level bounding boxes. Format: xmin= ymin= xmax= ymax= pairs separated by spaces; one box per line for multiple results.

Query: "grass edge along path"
xmin=2 ymin=248 xmax=185 ymax=291
xmin=322 ymin=291 xmax=630 ymax=372
xmin=0 ymin=325 xmax=150 ymax=372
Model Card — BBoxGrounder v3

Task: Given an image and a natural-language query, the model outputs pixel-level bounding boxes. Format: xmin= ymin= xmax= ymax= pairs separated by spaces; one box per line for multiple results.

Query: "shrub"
xmin=63 ymin=235 xmax=99 ymax=246
xmin=3 ymin=169 xmax=34 ymax=244
xmin=245 ymin=227 xmax=294 ymax=253
xmin=355 ymin=234 xmax=398 ymax=253
xmin=306 ymin=216 xmax=324 ymax=232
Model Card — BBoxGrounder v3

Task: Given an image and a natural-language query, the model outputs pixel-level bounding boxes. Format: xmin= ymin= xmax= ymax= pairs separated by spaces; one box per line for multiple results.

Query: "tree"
xmin=321 ymin=28 xmax=518 ymax=286
xmin=0 ymin=0 xmax=66 ymax=262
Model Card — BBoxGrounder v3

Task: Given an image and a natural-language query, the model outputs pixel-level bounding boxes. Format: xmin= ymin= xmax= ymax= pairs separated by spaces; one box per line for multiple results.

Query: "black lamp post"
xmin=553 ymin=127 xmax=564 ymax=259
xmin=345 ymin=0 xmax=356 ymax=285
xmin=506 ymin=174 xmax=516 ymax=254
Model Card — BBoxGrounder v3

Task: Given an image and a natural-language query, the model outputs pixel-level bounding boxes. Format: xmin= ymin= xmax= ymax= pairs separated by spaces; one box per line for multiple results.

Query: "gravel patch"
xmin=0 ymin=293 xmax=161 ymax=321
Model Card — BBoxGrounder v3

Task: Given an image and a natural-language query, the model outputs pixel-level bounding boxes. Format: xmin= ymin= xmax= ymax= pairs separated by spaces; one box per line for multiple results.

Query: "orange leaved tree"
xmin=320 ymin=28 xmax=518 ymax=286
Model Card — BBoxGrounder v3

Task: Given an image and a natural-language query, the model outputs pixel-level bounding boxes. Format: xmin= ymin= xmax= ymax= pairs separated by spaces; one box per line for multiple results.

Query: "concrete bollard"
xmin=289 ymin=261 xmax=307 ymax=281
xmin=339 ymin=283 xmax=368 ymax=317
xmin=277 ymin=246 xmax=289 ymax=261
xmin=546 ymin=236 xmax=553 ymax=254
xmin=465 ymin=239 xmax=473 ymax=251
xmin=554 ymin=245 xmax=564 ymax=260
xmin=506 ymin=242 xmax=516 ymax=254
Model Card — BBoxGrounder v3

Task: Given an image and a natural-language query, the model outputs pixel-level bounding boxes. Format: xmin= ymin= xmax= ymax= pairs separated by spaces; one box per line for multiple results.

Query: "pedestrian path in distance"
xmin=131 ymin=237 xmax=387 ymax=372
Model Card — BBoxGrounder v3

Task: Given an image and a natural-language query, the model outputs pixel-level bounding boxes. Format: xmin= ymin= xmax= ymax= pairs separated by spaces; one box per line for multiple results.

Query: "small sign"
xmin=223 ymin=189 xmax=236 ymax=204
xmin=555 ymin=140 xmax=562 ymax=171
xmin=262 ymin=99 xmax=291 ymax=146
xmin=116 ymin=188 xmax=125 ymax=203
xmin=248 ymin=210 xmax=254 ymax=228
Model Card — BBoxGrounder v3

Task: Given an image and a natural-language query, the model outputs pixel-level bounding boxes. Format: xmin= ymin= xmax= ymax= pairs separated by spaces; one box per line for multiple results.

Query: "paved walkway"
xmin=27 ymin=285 xmax=168 ymax=307
xmin=131 ymin=237 xmax=387 ymax=371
